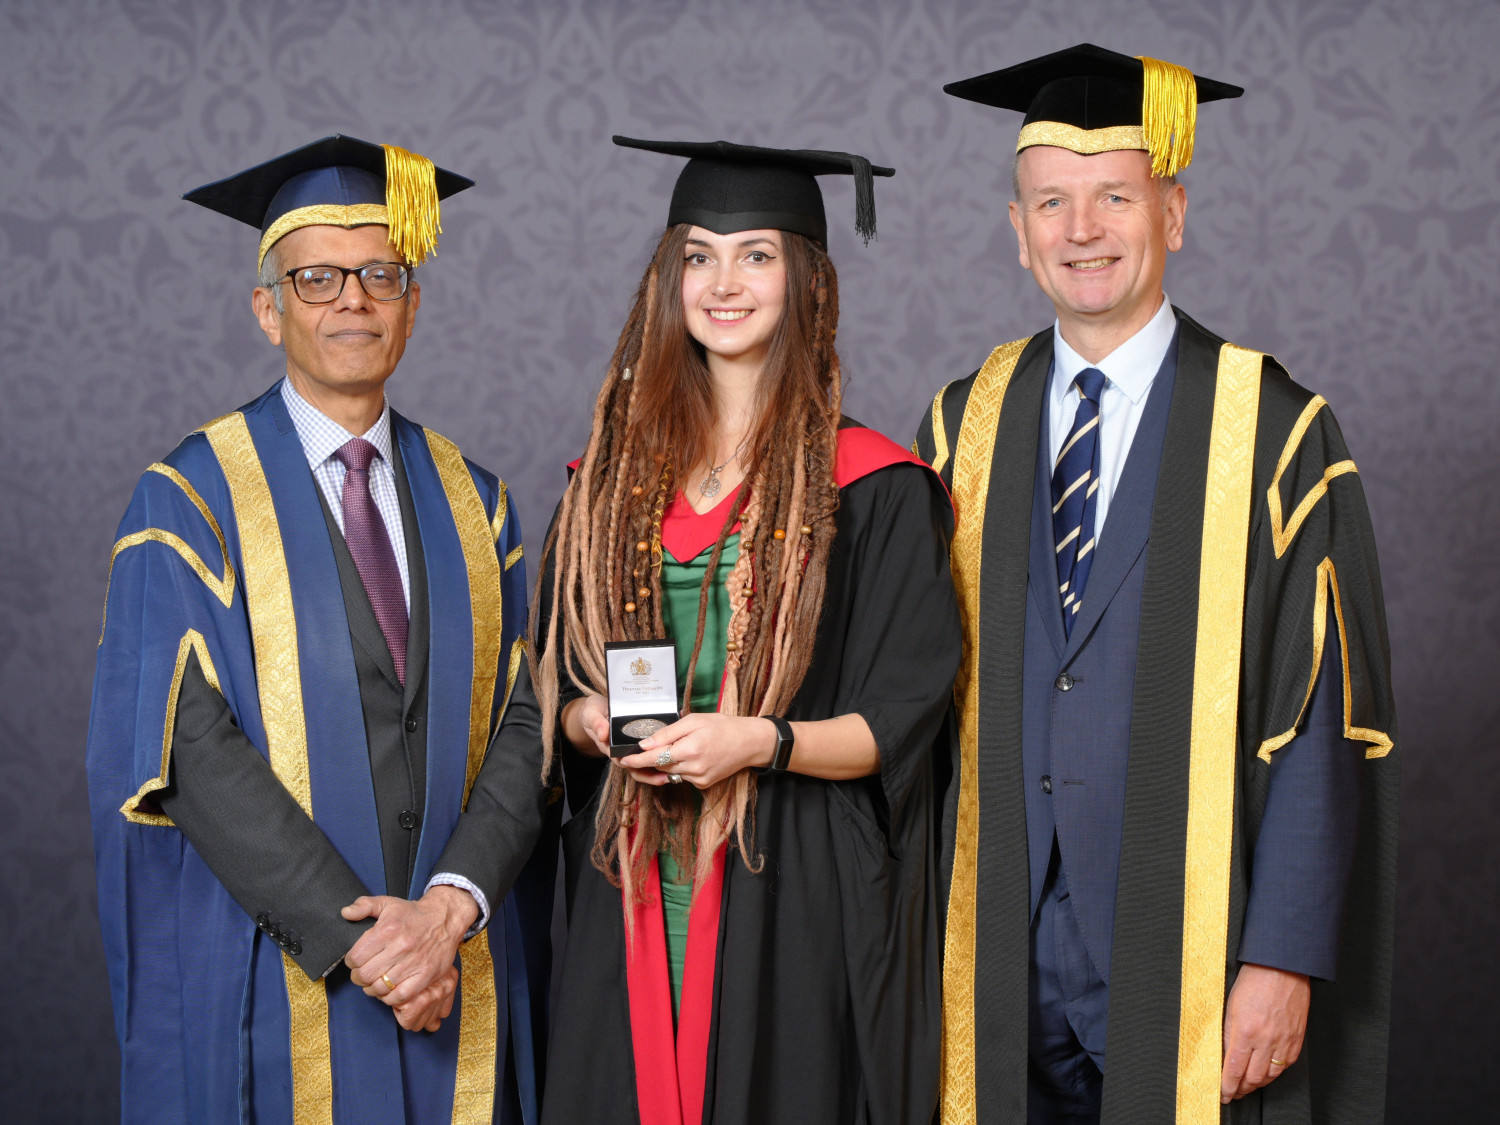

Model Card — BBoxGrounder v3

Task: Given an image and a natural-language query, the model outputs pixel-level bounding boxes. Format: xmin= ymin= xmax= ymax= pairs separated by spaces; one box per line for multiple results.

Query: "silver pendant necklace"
xmin=699 ymin=439 xmax=747 ymax=499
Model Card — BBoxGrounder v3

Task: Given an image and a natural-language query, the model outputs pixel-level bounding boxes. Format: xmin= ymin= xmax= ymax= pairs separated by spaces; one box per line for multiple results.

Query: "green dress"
xmin=656 ymin=534 xmax=738 ymax=1019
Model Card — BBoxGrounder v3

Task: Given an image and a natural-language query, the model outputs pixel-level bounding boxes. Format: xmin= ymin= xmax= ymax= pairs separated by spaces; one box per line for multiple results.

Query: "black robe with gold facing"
xmin=916 ymin=309 xmax=1398 ymax=1124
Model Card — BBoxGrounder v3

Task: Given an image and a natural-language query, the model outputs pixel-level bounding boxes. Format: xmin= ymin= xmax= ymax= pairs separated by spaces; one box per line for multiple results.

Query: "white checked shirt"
xmin=1048 ymin=294 xmax=1177 ymax=539
xmin=280 ymin=377 xmax=410 ymax=610
xmin=280 ymin=377 xmax=492 ymax=937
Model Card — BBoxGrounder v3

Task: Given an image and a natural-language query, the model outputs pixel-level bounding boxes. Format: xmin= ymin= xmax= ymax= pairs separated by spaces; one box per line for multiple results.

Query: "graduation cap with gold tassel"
xmin=943 ymin=43 xmax=1243 ymax=178
xmin=182 ymin=134 xmax=473 ymax=268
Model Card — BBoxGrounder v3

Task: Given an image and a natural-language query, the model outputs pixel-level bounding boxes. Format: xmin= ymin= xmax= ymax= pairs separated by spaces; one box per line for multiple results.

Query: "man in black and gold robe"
xmin=916 ymin=44 xmax=1398 ymax=1124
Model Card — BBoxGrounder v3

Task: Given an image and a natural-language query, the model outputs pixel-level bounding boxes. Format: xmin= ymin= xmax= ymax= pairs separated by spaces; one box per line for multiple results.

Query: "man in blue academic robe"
xmin=86 ymin=136 xmax=557 ymax=1124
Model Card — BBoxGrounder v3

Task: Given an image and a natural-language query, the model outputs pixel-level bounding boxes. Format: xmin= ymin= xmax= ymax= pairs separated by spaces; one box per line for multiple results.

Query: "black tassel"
xmin=850 ymin=154 xmax=876 ymax=244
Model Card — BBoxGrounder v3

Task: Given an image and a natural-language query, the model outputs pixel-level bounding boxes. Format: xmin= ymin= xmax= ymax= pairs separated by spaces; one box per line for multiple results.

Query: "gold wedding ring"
xmin=381 ymin=973 xmax=396 ymax=993
xmin=1270 ymin=1058 xmax=1287 ymax=1067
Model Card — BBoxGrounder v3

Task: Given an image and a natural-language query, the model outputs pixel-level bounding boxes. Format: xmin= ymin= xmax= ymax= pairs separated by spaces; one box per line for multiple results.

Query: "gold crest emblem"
xmin=630 ymin=656 xmax=651 ymax=677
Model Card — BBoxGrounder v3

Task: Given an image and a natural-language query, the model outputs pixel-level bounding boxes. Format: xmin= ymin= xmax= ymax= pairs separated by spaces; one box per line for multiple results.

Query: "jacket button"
xmin=405 ymin=716 xmax=418 ymax=732
xmin=289 ymin=941 xmax=303 ymax=957
xmin=256 ymin=912 xmax=271 ymax=930
xmin=398 ymin=810 xmax=419 ymax=830
xmin=1055 ymin=673 xmax=1074 ymax=692
xmin=1040 ymin=775 xmax=1054 ymax=794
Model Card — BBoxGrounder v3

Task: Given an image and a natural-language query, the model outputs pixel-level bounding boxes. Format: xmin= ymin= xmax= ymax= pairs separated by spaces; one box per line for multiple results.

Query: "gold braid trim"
xmin=504 ymin=544 xmax=524 ymax=571
xmin=453 ymin=931 xmax=499 ymax=1125
xmin=490 ymin=479 xmax=509 ymax=543
xmin=500 ymin=637 xmax=526 ymax=726
xmin=199 ymin=412 xmax=331 ymax=1125
xmin=1175 ymin=343 xmax=1262 ymax=1123
xmin=1016 ymin=122 xmax=1146 ymax=155
xmin=119 ymin=630 xmax=221 ymax=827
xmin=424 ymin=431 xmax=502 ymax=803
xmin=257 ymin=203 xmax=389 ymax=269
xmin=928 ymin=382 xmax=952 ymax=478
xmin=99 ymin=463 xmax=235 ymax=644
xmin=1138 ymin=55 xmax=1198 ymax=177
xmin=1256 ymin=558 xmax=1394 ymax=763
xmin=424 ymin=429 xmax=503 ymax=1123
xmin=1268 ymin=396 xmax=1359 ymax=559
xmin=939 ymin=336 xmax=1031 ymax=1124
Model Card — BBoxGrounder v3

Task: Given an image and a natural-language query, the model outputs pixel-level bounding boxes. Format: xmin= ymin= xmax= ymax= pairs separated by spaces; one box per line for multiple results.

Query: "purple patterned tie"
xmin=334 ymin=437 xmax=407 ymax=685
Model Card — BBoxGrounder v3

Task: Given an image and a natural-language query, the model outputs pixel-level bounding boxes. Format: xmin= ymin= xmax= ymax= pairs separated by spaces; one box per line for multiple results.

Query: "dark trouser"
xmin=1029 ymin=838 xmax=1108 ymax=1124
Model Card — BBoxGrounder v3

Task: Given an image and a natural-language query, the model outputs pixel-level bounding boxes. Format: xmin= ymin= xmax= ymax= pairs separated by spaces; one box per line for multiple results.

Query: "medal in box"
xmin=604 ymin=640 xmax=679 ymax=756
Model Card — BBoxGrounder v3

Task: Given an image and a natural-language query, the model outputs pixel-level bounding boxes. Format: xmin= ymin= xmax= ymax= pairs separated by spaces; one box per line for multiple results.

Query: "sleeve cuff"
xmin=426 ymin=872 xmax=490 ymax=938
xmin=1236 ymin=933 xmax=1338 ymax=983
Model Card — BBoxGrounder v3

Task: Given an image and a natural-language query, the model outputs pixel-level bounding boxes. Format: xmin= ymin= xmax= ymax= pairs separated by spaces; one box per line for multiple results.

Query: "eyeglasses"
xmin=274 ymin=262 xmax=411 ymax=304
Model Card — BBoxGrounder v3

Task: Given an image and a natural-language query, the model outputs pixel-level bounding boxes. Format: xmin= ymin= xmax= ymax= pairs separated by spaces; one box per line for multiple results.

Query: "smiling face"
xmin=679 ymin=227 xmax=787 ymax=370
xmin=251 ymin=223 xmax=421 ymax=405
xmin=1008 ymin=145 xmax=1185 ymax=352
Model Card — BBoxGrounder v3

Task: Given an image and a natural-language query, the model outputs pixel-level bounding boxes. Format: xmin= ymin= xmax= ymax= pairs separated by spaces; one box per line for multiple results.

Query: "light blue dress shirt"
xmin=1047 ymin=295 xmax=1177 ymax=540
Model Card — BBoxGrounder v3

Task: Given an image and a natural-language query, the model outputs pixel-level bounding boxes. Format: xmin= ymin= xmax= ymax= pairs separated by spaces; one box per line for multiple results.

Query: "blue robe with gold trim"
xmin=86 ymin=385 xmax=549 ymax=1124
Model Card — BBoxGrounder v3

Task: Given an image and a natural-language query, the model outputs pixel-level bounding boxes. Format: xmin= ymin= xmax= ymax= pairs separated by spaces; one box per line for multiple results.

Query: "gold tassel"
xmin=1137 ymin=55 xmax=1198 ymax=177
xmin=381 ymin=143 xmax=442 ymax=266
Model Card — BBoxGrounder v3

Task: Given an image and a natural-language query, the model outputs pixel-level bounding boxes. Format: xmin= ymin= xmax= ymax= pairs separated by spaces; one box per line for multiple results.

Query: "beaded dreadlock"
xmin=532 ymin=223 xmax=844 ymax=910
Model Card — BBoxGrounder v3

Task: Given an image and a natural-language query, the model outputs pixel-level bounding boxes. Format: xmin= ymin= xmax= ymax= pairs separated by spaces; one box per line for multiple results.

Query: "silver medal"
xmin=621 ymin=718 xmax=667 ymax=739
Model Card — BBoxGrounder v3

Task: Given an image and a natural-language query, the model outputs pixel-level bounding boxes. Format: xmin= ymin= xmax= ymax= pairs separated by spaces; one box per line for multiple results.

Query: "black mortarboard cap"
xmin=944 ymin=44 xmax=1243 ymax=177
xmin=183 ymin=134 xmax=474 ymax=268
xmin=613 ymin=136 xmax=895 ymax=245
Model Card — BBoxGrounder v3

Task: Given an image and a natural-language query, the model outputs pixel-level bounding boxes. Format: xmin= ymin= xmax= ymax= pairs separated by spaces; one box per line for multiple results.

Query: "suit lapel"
xmin=391 ymin=438 xmax=429 ymax=708
xmin=1061 ymin=332 xmax=1180 ymax=662
xmin=1029 ymin=377 xmax=1068 ymax=659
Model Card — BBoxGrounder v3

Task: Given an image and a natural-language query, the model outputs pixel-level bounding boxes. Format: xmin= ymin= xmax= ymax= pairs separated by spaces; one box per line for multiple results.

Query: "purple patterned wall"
xmin=2 ymin=0 xmax=1494 ymax=1118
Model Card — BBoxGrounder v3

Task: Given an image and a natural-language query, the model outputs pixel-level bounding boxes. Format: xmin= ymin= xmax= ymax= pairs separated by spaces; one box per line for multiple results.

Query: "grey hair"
xmin=258 ymin=243 xmax=285 ymax=314
xmin=1010 ymin=149 xmax=1179 ymax=200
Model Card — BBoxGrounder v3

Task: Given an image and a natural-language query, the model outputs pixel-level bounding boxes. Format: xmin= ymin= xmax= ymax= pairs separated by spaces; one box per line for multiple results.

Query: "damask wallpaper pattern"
xmin=1 ymin=0 xmax=1494 ymax=1118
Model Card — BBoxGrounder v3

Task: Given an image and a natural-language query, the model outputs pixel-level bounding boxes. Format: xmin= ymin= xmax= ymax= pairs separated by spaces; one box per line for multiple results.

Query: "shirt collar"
xmin=1050 ymin=294 xmax=1177 ymax=408
xmin=278 ymin=376 xmax=393 ymax=470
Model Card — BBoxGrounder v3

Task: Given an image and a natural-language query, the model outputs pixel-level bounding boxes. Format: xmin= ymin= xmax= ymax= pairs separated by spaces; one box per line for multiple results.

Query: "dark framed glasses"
xmin=275 ymin=262 xmax=411 ymax=304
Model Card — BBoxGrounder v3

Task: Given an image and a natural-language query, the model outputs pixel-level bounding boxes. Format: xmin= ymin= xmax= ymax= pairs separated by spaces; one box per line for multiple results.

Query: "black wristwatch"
xmin=761 ymin=715 xmax=795 ymax=773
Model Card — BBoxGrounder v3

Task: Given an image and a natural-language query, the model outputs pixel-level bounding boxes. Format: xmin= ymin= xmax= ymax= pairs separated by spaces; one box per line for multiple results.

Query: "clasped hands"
xmin=340 ymin=884 xmax=479 ymax=1033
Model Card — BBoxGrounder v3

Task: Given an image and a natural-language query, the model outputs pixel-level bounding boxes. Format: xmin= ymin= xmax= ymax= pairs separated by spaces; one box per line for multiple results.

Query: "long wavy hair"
xmin=531 ymin=222 xmax=844 ymax=909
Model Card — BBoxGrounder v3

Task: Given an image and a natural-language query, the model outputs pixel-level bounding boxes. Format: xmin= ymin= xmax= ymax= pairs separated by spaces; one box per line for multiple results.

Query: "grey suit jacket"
xmin=159 ymin=440 xmax=433 ymax=976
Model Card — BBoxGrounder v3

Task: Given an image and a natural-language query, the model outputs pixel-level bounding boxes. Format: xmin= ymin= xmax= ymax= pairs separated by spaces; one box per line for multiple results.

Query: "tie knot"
xmin=335 ymin=437 xmax=379 ymax=474
xmin=1074 ymin=368 xmax=1106 ymax=405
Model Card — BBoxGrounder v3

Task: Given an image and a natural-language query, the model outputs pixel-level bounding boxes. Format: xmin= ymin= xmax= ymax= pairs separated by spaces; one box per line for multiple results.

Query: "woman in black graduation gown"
xmin=534 ymin=137 xmax=960 ymax=1125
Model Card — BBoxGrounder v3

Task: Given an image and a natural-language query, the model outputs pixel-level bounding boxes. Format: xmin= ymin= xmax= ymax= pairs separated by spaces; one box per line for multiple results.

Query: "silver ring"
xmin=668 ymin=773 xmax=683 ymax=784
xmin=654 ymin=749 xmax=674 ymax=769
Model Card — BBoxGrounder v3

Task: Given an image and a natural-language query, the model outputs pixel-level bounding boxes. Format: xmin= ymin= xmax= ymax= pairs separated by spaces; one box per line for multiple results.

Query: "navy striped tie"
xmin=1052 ymin=367 xmax=1106 ymax=636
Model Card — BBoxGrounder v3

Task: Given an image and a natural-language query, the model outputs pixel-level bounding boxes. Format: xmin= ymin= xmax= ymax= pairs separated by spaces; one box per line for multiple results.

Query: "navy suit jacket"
xmin=1020 ymin=332 xmax=1361 ymax=985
